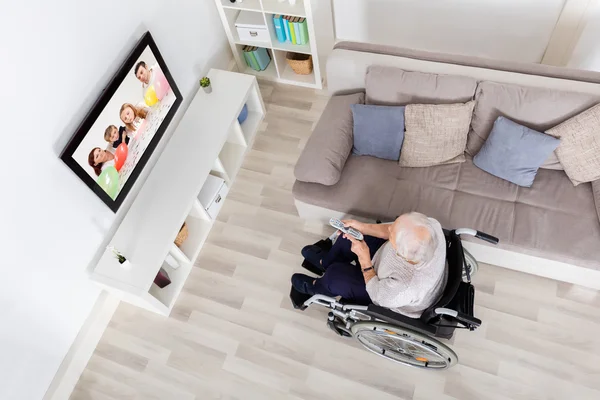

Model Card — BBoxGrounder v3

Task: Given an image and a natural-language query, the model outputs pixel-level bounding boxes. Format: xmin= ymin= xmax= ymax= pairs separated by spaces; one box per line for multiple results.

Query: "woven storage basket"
xmin=286 ymin=53 xmax=313 ymax=75
xmin=174 ymin=222 xmax=188 ymax=247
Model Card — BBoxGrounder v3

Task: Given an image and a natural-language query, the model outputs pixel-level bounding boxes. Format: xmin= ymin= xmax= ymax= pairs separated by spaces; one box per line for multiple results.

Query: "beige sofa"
xmin=293 ymin=42 xmax=600 ymax=290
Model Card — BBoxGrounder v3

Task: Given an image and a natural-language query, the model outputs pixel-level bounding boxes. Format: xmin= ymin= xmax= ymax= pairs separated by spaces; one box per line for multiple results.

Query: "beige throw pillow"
xmin=546 ymin=104 xmax=600 ymax=186
xmin=400 ymin=101 xmax=475 ymax=167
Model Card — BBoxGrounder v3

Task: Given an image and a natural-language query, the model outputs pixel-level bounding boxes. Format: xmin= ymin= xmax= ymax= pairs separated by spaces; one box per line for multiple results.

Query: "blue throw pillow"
xmin=351 ymin=104 xmax=405 ymax=161
xmin=473 ymin=116 xmax=560 ymax=187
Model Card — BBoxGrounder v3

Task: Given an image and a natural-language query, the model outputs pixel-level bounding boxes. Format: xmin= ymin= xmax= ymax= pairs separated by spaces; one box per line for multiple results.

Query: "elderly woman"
xmin=292 ymin=212 xmax=447 ymax=318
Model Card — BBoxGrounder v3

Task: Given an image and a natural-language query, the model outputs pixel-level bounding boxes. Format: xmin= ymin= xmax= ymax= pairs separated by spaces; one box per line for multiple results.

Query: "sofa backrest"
xmin=327 ymin=42 xmax=600 ymax=171
xmin=327 ymin=42 xmax=600 ymax=97
xmin=468 ymin=81 xmax=599 ymax=157
xmin=365 ymin=66 xmax=477 ymax=105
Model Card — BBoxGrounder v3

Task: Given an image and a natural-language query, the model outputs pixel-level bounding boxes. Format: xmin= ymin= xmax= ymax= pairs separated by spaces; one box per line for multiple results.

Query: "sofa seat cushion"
xmin=395 ymin=162 xmax=461 ymax=191
xmin=365 ymin=65 xmax=477 ymax=106
xmin=294 ymin=158 xmax=600 ymax=270
xmin=387 ymin=181 xmax=457 ymax=228
xmin=448 ymin=192 xmax=516 ymax=245
xmin=293 ymin=155 xmax=399 ymax=219
xmin=457 ymin=156 xmax=519 ymax=202
xmin=512 ymin=204 xmax=600 ymax=267
xmin=516 ymin=167 xmax=597 ymax=217
xmin=467 ymin=81 xmax=599 ymax=167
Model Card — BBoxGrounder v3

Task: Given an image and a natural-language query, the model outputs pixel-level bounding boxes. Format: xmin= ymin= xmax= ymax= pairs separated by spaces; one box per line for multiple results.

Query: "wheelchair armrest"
xmin=454 ymin=228 xmax=499 ymax=245
xmin=435 ymin=308 xmax=482 ymax=330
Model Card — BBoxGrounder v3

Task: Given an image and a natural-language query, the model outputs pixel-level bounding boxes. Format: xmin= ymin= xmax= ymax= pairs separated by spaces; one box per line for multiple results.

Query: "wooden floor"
xmin=71 ymin=83 xmax=600 ymax=400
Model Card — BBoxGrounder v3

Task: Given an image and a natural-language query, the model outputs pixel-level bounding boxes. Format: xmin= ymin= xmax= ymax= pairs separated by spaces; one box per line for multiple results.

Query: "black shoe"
xmin=301 ymin=245 xmax=327 ymax=273
xmin=290 ymin=286 xmax=311 ymax=310
xmin=291 ymin=273 xmax=317 ymax=295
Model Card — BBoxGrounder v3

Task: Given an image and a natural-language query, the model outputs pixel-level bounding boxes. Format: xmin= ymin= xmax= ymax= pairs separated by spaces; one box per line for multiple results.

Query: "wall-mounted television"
xmin=60 ymin=31 xmax=182 ymax=212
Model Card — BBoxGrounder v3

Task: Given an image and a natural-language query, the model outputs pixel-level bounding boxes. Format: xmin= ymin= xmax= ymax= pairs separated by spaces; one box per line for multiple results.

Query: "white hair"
xmin=392 ymin=212 xmax=436 ymax=265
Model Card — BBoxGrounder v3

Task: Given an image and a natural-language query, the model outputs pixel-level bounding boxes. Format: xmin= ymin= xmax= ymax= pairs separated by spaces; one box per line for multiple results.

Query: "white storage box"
xmin=235 ymin=11 xmax=269 ymax=42
xmin=198 ymin=175 xmax=229 ymax=220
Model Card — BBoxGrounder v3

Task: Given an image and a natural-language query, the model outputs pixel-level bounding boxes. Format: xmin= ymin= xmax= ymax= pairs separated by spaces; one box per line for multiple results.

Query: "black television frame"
xmin=60 ymin=31 xmax=182 ymax=212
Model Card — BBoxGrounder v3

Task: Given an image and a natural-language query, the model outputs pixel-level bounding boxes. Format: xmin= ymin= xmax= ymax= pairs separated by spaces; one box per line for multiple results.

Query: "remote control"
xmin=329 ymin=218 xmax=364 ymax=241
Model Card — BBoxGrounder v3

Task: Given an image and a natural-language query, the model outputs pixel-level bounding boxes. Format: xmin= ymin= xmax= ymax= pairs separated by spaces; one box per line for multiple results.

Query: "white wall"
xmin=568 ymin=2 xmax=600 ymax=70
xmin=332 ymin=0 xmax=566 ymax=63
xmin=0 ymin=1 xmax=231 ymax=399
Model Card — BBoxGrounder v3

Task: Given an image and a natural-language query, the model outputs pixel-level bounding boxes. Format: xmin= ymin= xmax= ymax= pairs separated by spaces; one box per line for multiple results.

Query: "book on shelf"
xmin=243 ymin=46 xmax=260 ymax=71
xmin=274 ymin=15 xmax=309 ymax=45
xmin=283 ymin=16 xmax=291 ymax=43
xmin=242 ymin=46 xmax=271 ymax=71
xmin=273 ymin=15 xmax=285 ymax=43
xmin=253 ymin=47 xmax=271 ymax=70
xmin=288 ymin=17 xmax=297 ymax=44
xmin=242 ymin=46 xmax=253 ymax=70
xmin=299 ymin=18 xmax=308 ymax=45
xmin=242 ymin=49 xmax=253 ymax=70
xmin=292 ymin=17 xmax=301 ymax=45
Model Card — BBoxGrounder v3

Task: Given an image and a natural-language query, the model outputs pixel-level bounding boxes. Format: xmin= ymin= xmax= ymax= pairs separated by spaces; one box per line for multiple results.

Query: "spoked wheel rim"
xmin=351 ymin=322 xmax=458 ymax=369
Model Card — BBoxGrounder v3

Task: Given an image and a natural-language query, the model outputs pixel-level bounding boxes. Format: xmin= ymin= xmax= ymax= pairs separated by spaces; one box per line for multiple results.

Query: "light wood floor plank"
xmin=72 ymin=82 xmax=600 ymax=400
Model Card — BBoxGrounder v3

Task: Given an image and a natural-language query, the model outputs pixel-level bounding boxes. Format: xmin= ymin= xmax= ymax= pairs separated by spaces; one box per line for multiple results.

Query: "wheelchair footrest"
xmin=290 ymin=286 xmax=312 ymax=311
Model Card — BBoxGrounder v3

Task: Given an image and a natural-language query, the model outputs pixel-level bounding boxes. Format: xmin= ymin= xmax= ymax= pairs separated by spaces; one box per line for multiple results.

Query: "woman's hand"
xmin=344 ymin=234 xmax=371 ymax=265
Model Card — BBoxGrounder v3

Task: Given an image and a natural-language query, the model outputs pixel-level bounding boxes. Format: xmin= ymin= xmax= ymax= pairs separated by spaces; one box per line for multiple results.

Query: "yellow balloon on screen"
xmin=144 ymin=86 xmax=159 ymax=106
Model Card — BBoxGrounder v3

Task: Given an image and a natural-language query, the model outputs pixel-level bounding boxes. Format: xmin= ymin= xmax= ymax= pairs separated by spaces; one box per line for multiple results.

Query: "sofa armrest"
xmin=593 ymin=180 xmax=600 ymax=223
xmin=294 ymin=92 xmax=364 ymax=185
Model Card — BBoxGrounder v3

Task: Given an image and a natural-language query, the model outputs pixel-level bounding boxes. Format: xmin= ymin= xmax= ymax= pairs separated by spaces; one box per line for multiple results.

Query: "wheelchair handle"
xmin=435 ymin=308 xmax=482 ymax=330
xmin=454 ymin=228 xmax=499 ymax=245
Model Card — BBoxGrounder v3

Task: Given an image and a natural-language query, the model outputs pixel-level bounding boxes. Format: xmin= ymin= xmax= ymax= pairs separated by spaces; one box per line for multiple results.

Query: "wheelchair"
xmin=290 ymin=226 xmax=499 ymax=370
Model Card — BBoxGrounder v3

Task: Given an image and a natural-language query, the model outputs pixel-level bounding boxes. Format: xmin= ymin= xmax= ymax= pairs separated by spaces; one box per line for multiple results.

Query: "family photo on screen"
xmin=70 ymin=45 xmax=177 ymax=201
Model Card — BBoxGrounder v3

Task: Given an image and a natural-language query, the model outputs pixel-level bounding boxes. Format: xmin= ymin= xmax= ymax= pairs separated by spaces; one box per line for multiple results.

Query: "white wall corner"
xmin=541 ymin=0 xmax=599 ymax=66
xmin=42 ymin=292 xmax=120 ymax=400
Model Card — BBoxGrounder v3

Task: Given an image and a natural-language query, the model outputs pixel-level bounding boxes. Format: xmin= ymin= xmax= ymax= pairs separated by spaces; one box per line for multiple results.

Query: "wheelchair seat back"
xmin=420 ymin=230 xmax=470 ymax=326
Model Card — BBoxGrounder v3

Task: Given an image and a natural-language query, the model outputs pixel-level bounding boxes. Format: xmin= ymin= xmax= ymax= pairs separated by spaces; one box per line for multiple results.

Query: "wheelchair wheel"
xmin=351 ymin=322 xmax=458 ymax=369
xmin=462 ymin=247 xmax=478 ymax=282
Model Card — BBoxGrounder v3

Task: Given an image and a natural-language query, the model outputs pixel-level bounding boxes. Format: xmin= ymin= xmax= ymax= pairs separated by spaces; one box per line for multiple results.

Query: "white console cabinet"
xmin=91 ymin=69 xmax=265 ymax=315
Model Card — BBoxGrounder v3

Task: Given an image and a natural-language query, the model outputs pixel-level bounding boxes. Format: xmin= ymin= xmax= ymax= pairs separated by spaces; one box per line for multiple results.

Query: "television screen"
xmin=61 ymin=32 xmax=182 ymax=212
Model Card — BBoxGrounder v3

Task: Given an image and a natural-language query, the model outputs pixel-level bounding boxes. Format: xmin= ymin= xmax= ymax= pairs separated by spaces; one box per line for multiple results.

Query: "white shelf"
xmin=279 ymin=63 xmax=315 ymax=85
xmin=148 ymin=260 xmax=193 ymax=312
xmin=91 ymin=69 xmax=265 ymax=315
xmin=242 ymin=61 xmax=278 ymax=80
xmin=228 ymin=121 xmax=247 ymax=146
xmin=211 ymin=158 xmax=231 ymax=184
xmin=176 ymin=214 xmax=212 ymax=263
xmin=240 ymin=111 xmax=263 ymax=145
xmin=216 ymin=0 xmax=321 ymax=89
xmin=220 ymin=0 xmax=261 ymax=12
xmin=267 ymin=23 xmax=311 ymax=54
xmin=272 ymin=50 xmax=315 ymax=86
xmin=219 ymin=141 xmax=246 ymax=179
xmin=261 ymin=0 xmax=306 ymax=17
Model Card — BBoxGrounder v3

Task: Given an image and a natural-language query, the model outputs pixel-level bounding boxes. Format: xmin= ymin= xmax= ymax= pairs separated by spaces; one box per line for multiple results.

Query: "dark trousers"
xmin=312 ymin=235 xmax=386 ymax=305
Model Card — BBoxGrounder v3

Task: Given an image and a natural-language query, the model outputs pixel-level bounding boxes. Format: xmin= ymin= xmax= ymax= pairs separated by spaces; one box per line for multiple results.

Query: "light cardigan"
xmin=366 ymin=218 xmax=448 ymax=318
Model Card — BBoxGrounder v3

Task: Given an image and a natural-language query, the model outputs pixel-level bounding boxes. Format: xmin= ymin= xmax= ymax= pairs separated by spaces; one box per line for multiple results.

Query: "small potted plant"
xmin=200 ymin=76 xmax=212 ymax=94
xmin=107 ymin=246 xmax=131 ymax=269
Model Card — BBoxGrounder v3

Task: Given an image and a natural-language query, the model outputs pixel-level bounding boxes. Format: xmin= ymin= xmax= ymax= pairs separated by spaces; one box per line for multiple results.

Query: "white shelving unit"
xmin=91 ymin=69 xmax=265 ymax=316
xmin=215 ymin=0 xmax=322 ymax=89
